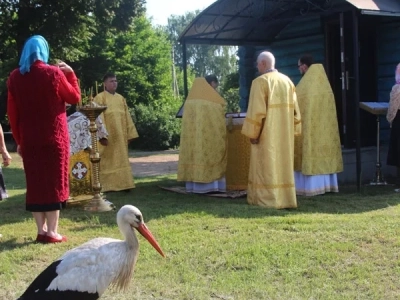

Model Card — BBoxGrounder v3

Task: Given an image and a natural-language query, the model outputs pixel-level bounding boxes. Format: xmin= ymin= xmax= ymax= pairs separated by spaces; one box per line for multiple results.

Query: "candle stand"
xmin=79 ymin=102 xmax=115 ymax=212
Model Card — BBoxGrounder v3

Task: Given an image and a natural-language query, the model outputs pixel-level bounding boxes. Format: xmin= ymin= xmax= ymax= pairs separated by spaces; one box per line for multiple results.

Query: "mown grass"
xmin=1 ymin=153 xmax=400 ymax=300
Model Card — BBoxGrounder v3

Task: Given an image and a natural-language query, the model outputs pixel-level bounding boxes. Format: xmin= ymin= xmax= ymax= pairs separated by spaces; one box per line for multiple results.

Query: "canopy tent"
xmin=179 ymin=0 xmax=400 ymax=45
xmin=178 ymin=0 xmax=400 ymax=192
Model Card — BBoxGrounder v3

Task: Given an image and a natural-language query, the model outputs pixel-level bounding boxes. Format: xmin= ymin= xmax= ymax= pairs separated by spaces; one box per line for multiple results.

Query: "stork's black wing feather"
xmin=17 ymin=290 xmax=99 ymax=300
xmin=17 ymin=259 xmax=99 ymax=300
xmin=17 ymin=260 xmax=60 ymax=299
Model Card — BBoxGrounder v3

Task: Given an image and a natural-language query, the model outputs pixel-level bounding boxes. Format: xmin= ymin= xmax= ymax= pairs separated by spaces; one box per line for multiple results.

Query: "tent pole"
xmin=182 ymin=42 xmax=188 ymax=99
xmin=352 ymin=9 xmax=362 ymax=192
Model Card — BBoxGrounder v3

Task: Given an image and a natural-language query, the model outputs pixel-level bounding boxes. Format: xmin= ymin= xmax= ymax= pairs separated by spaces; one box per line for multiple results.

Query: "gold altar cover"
xmin=226 ymin=117 xmax=251 ymax=190
xmin=242 ymin=71 xmax=301 ymax=209
xmin=69 ymin=150 xmax=92 ymax=198
xmin=294 ymin=64 xmax=343 ymax=175
xmin=177 ymin=78 xmax=227 ymax=183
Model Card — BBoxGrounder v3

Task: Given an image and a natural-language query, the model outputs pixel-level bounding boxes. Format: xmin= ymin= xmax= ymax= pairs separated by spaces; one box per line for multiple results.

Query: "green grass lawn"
xmin=1 ymin=153 xmax=400 ymax=300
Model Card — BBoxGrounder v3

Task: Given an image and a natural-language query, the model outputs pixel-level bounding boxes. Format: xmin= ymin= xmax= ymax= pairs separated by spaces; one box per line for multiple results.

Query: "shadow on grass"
xmin=69 ymin=177 xmax=400 ymax=227
xmin=2 ymin=165 xmax=26 ymax=190
xmin=0 ymin=166 xmax=31 ymax=226
xmin=2 ymin=174 xmax=400 ymax=229
xmin=0 ymin=237 xmax=39 ymax=251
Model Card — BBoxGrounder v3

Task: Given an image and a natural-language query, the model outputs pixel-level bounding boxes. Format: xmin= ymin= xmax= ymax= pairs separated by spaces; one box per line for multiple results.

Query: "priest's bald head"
xmin=257 ymin=51 xmax=275 ymax=74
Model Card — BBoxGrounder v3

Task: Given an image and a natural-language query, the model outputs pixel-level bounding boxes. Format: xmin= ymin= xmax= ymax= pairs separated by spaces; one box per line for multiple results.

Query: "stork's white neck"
xmin=111 ymin=222 xmax=139 ymax=291
xmin=119 ymin=222 xmax=139 ymax=249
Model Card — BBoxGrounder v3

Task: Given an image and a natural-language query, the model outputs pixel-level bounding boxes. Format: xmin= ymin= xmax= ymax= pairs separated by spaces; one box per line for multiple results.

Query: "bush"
xmin=131 ymin=99 xmax=182 ymax=150
xmin=222 ymin=88 xmax=240 ymax=113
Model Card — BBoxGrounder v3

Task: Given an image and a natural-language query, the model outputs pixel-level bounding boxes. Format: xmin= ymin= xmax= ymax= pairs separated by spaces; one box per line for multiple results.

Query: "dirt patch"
xmin=129 ymin=150 xmax=179 ymax=177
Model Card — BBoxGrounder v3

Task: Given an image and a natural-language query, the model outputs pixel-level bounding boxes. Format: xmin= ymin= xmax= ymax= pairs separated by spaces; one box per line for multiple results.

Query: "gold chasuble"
xmin=177 ymin=78 xmax=227 ymax=183
xmin=294 ymin=64 xmax=343 ymax=175
xmin=242 ymin=71 xmax=301 ymax=209
xmin=94 ymin=91 xmax=139 ymax=192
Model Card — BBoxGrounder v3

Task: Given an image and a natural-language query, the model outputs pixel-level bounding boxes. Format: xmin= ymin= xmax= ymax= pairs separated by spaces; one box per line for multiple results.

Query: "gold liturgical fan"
xmin=78 ymin=94 xmax=115 ymax=212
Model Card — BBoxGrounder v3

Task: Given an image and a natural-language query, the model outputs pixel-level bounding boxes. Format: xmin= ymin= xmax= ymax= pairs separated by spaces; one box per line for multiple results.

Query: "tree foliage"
xmin=164 ymin=11 xmax=238 ymax=79
xmin=0 ymin=0 xmax=184 ymax=150
xmin=110 ymin=17 xmax=174 ymax=108
xmin=133 ymin=97 xmax=181 ymax=150
xmin=0 ymin=0 xmax=144 ymax=56
xmin=164 ymin=10 xmax=239 ymax=116
xmin=220 ymin=72 xmax=240 ymax=113
xmin=0 ymin=0 xmax=145 ymax=90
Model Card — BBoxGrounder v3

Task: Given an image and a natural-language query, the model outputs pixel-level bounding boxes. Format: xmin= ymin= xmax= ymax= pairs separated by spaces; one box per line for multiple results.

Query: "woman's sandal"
xmin=35 ymin=234 xmax=47 ymax=243
xmin=44 ymin=235 xmax=67 ymax=243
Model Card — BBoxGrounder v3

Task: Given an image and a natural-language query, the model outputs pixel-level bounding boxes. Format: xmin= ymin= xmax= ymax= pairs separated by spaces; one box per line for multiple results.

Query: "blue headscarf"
xmin=19 ymin=35 xmax=49 ymax=74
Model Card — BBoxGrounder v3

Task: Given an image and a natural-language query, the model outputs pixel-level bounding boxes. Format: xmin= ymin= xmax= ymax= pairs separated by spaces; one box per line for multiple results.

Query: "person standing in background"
xmin=242 ymin=51 xmax=301 ymax=209
xmin=93 ymin=73 xmax=139 ymax=193
xmin=294 ymin=54 xmax=343 ymax=196
xmin=177 ymin=76 xmax=227 ymax=193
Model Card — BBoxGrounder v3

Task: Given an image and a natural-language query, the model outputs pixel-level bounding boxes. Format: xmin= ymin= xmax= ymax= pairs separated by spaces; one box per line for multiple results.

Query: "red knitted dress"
xmin=7 ymin=61 xmax=80 ymax=211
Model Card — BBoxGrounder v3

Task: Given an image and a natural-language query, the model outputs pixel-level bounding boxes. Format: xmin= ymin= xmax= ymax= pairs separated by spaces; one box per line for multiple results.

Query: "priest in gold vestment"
xmin=294 ymin=55 xmax=343 ymax=196
xmin=93 ymin=73 xmax=139 ymax=192
xmin=177 ymin=77 xmax=227 ymax=193
xmin=242 ymin=52 xmax=301 ymax=209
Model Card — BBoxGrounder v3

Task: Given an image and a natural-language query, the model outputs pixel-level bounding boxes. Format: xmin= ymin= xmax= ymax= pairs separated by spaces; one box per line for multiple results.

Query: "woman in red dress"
xmin=7 ymin=35 xmax=80 ymax=243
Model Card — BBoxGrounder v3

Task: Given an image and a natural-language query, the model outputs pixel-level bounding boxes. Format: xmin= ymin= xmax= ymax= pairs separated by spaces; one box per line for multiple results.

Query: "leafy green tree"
xmin=97 ymin=16 xmax=182 ymax=150
xmin=164 ymin=11 xmax=198 ymax=71
xmin=164 ymin=11 xmax=238 ymax=79
xmin=0 ymin=0 xmax=145 ymax=89
xmin=221 ymin=72 xmax=240 ymax=92
xmin=0 ymin=0 xmax=145 ymax=129
xmin=222 ymin=88 xmax=240 ymax=113
xmin=220 ymin=72 xmax=240 ymax=113
xmin=174 ymin=67 xmax=196 ymax=100
xmin=133 ymin=96 xmax=182 ymax=150
xmin=108 ymin=16 xmax=174 ymax=108
xmin=0 ymin=1 xmax=184 ymax=150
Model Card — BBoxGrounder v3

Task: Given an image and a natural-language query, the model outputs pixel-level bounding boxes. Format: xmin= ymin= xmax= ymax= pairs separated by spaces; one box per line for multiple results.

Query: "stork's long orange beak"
xmin=137 ymin=223 xmax=165 ymax=257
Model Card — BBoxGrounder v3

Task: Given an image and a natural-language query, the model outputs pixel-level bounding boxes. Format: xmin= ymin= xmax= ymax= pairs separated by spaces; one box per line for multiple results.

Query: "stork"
xmin=17 ymin=205 xmax=165 ymax=300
